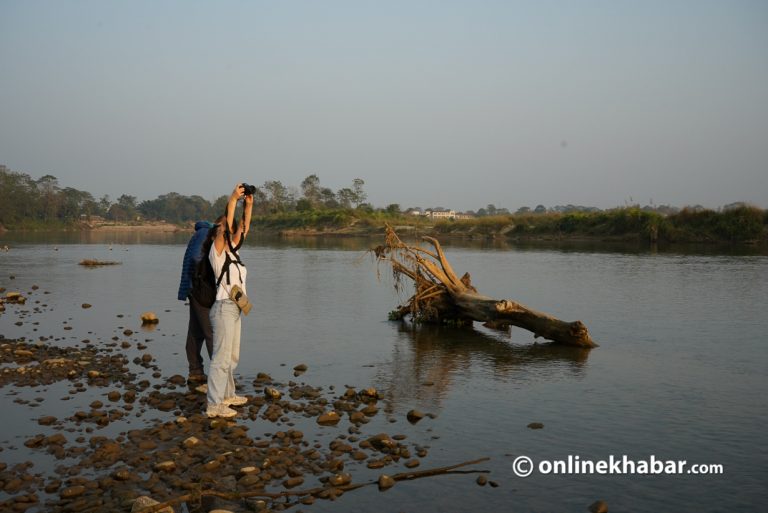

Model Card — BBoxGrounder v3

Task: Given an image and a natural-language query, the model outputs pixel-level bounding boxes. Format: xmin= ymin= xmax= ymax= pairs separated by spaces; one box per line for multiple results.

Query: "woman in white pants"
xmin=206 ymin=184 xmax=253 ymax=418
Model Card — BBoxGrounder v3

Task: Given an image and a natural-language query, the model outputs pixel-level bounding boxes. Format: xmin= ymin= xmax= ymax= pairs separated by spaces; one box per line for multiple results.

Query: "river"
xmin=0 ymin=232 xmax=766 ymax=512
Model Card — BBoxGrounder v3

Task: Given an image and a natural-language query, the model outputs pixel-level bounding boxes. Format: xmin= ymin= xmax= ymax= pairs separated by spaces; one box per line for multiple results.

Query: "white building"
xmin=424 ymin=209 xmax=455 ymax=219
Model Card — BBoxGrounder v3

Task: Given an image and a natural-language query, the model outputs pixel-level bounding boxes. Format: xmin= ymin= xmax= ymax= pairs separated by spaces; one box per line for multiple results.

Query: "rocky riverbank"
xmin=0 ymin=289 xmax=487 ymax=513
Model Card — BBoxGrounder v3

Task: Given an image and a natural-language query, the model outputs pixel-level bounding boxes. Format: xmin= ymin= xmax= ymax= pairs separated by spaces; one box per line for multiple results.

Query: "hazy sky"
xmin=1 ymin=1 xmax=766 ymax=211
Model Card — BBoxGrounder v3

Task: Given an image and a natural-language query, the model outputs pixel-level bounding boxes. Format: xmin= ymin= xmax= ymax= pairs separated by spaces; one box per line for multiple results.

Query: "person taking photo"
xmin=206 ymin=183 xmax=254 ymax=418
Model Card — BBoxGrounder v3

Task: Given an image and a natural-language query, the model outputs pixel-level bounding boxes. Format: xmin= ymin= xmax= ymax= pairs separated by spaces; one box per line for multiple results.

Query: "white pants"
xmin=207 ymin=299 xmax=241 ymax=405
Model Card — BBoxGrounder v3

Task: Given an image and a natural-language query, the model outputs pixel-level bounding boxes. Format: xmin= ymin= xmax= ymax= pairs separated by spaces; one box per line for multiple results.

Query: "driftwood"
xmin=135 ymin=457 xmax=490 ymax=513
xmin=373 ymin=226 xmax=597 ymax=348
xmin=78 ymin=259 xmax=121 ymax=267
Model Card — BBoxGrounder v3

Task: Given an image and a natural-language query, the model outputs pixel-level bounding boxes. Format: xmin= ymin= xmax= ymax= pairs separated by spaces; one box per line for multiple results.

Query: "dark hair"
xmin=208 ymin=214 xmax=227 ymax=241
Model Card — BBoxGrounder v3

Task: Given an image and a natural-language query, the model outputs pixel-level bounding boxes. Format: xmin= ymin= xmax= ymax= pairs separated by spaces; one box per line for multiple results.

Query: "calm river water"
xmin=0 ymin=232 xmax=766 ymax=512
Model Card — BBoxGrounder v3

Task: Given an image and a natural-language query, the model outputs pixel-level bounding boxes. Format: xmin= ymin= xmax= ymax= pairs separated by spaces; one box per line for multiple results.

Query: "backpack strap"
xmin=215 ymin=257 xmax=229 ymax=288
xmin=216 ymin=233 xmax=245 ymax=288
xmin=216 ymin=244 xmax=245 ymax=289
xmin=225 ymin=228 xmax=245 ymax=260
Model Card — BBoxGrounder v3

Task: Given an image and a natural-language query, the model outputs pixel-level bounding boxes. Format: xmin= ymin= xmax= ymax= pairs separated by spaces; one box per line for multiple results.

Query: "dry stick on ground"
xmin=135 ymin=457 xmax=491 ymax=513
xmin=372 ymin=225 xmax=597 ymax=348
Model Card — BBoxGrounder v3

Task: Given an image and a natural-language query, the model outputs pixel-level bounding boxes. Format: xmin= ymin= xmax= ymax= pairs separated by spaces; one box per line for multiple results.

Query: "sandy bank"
xmin=87 ymin=222 xmax=183 ymax=233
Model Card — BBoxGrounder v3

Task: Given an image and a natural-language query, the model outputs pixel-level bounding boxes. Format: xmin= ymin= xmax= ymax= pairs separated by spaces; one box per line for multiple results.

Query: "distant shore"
xmin=87 ymin=221 xmax=182 ymax=233
xmin=2 ymin=206 xmax=766 ymax=245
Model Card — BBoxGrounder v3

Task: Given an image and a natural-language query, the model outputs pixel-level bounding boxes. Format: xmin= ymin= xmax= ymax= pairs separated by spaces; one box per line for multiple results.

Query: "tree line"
xmin=0 ymin=165 xmax=377 ymax=228
xmin=2 ymin=165 xmax=764 ymax=238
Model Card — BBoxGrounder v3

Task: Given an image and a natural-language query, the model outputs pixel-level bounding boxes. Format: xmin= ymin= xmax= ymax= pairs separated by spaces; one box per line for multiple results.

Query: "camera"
xmin=241 ymin=183 xmax=257 ymax=196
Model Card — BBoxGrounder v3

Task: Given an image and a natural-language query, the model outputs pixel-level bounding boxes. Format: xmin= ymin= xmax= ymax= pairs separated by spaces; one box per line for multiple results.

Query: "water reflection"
xmin=0 ymin=230 xmax=190 ymax=246
xmin=377 ymin=323 xmax=592 ymax=414
xmin=3 ymin=230 xmax=764 ymax=256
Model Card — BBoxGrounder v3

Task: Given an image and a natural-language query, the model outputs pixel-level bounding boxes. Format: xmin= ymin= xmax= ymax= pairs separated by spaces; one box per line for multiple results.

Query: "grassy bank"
xmin=251 ymin=206 xmax=767 ymax=244
xmin=251 ymin=209 xmax=418 ymax=234
xmin=432 ymin=206 xmax=767 ymax=243
xmin=5 ymin=207 xmax=765 ymax=245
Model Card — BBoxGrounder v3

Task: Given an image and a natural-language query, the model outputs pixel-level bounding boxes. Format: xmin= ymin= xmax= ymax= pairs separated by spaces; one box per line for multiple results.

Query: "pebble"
xmin=377 ymin=474 xmax=395 ymax=491
xmin=589 ymin=500 xmax=608 ymax=513
xmin=317 ymin=411 xmax=341 ymax=426
xmin=60 ymin=485 xmax=86 ymax=498
xmin=527 ymin=422 xmax=544 ymax=429
xmin=131 ymin=496 xmax=174 ymax=513
xmin=140 ymin=312 xmax=159 ymax=325
xmin=406 ymin=409 xmax=425 ymax=424
xmin=38 ymin=416 xmax=57 ymax=426
xmin=81 ymin=303 xmax=92 ymax=309
xmin=283 ymin=476 xmax=304 ymax=489
xmin=153 ymin=461 xmax=176 ymax=473
xmin=476 ymin=474 xmax=488 ymax=486
xmin=328 ymin=473 xmax=352 ymax=486
xmin=183 ymin=436 xmax=201 ymax=448
xmin=202 ymin=460 xmax=220 ymax=472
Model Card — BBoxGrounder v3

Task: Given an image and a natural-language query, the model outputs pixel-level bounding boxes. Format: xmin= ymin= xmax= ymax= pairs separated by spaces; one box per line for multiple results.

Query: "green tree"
xmin=36 ymin=175 xmax=60 ymax=221
xmin=117 ymin=194 xmax=138 ymax=221
xmin=352 ymin=178 xmax=367 ymax=207
xmin=59 ymin=188 xmax=94 ymax=221
xmin=98 ymin=195 xmax=112 ymax=216
xmin=320 ymin=187 xmax=338 ymax=208
xmin=337 ymin=188 xmax=355 ymax=209
xmin=263 ymin=180 xmax=289 ymax=213
xmin=296 ymin=198 xmax=312 ymax=212
xmin=300 ymin=174 xmax=321 ymax=207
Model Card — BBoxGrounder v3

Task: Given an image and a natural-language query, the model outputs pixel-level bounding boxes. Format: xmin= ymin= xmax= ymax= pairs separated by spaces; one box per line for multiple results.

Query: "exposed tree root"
xmin=373 ymin=225 xmax=597 ymax=347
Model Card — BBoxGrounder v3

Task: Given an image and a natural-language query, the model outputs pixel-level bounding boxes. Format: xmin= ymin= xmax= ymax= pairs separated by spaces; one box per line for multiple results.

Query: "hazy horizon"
xmin=1 ymin=1 xmax=766 ymax=211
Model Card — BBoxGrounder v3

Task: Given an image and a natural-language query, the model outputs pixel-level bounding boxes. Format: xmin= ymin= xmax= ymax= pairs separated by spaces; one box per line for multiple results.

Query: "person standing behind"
xmin=206 ymin=184 xmax=253 ymax=418
xmin=178 ymin=220 xmax=215 ymax=383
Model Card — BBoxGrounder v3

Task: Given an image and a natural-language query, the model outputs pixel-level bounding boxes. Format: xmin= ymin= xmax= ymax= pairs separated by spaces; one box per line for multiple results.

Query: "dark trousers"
xmin=186 ymin=295 xmax=213 ymax=375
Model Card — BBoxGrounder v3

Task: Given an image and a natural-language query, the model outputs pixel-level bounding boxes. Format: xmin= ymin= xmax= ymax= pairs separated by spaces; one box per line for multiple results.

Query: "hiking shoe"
xmin=224 ymin=395 xmax=249 ymax=407
xmin=188 ymin=373 xmax=207 ymax=384
xmin=205 ymin=403 xmax=237 ymax=418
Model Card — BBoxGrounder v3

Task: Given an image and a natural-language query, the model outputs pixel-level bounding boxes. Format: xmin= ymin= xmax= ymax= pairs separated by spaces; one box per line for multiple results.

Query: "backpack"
xmin=190 ymin=236 xmax=225 ymax=308
xmin=190 ymin=229 xmax=244 ymax=308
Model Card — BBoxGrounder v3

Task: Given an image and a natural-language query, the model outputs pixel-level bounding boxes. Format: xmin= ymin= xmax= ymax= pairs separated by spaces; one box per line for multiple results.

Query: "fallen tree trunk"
xmin=372 ymin=226 xmax=597 ymax=348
